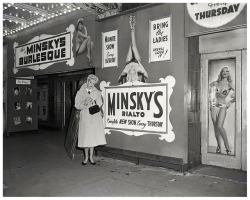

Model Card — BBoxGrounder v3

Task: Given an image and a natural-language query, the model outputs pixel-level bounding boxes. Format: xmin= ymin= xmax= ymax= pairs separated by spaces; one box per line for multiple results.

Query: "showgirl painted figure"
xmin=209 ymin=67 xmax=235 ymax=155
xmin=118 ymin=13 xmax=148 ymax=84
xmin=75 ymin=18 xmax=94 ymax=67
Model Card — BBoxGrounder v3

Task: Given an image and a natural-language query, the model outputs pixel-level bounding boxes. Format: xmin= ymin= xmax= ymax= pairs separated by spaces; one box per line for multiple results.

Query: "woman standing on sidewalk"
xmin=75 ymin=74 xmax=106 ymax=165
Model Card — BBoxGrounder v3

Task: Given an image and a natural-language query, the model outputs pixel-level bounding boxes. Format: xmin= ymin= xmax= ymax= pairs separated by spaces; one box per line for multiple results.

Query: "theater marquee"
xmin=100 ymin=76 xmax=176 ymax=142
xmin=13 ymin=24 xmax=75 ymax=74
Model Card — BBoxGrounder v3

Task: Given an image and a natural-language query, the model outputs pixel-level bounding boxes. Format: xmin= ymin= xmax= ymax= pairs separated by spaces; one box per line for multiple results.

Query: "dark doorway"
xmin=36 ymin=69 xmax=94 ymax=131
xmin=62 ymin=80 xmax=76 ymax=131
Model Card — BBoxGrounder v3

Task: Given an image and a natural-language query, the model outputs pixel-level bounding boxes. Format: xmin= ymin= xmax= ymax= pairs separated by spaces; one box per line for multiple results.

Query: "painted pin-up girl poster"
xmin=75 ymin=18 xmax=94 ymax=67
xmin=118 ymin=13 xmax=148 ymax=84
xmin=208 ymin=58 xmax=236 ymax=156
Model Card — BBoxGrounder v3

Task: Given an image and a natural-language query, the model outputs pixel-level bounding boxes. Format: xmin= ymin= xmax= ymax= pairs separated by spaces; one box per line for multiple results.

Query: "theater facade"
xmin=3 ymin=3 xmax=247 ymax=171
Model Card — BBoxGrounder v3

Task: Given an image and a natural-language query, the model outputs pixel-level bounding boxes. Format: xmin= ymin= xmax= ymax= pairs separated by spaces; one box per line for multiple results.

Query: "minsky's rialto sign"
xmin=187 ymin=3 xmax=246 ymax=28
xmin=13 ymin=24 xmax=75 ymax=74
xmin=105 ymin=84 xmax=167 ymax=133
xmin=100 ymin=76 xmax=176 ymax=142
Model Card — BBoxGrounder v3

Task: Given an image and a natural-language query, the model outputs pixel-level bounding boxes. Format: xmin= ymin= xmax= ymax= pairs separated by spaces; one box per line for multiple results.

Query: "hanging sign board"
xmin=16 ymin=79 xmax=31 ymax=85
xmin=13 ymin=24 xmax=75 ymax=74
xmin=187 ymin=3 xmax=246 ymax=28
xmin=15 ymin=32 xmax=71 ymax=68
xmin=104 ymin=84 xmax=168 ymax=133
xmin=102 ymin=29 xmax=118 ymax=68
xmin=149 ymin=16 xmax=171 ymax=63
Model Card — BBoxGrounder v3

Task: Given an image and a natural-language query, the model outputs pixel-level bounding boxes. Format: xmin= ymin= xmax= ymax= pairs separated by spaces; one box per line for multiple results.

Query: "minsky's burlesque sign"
xmin=13 ymin=24 xmax=75 ymax=74
xmin=105 ymin=84 xmax=167 ymax=133
xmin=187 ymin=3 xmax=246 ymax=28
xmin=102 ymin=29 xmax=118 ymax=68
xmin=16 ymin=32 xmax=70 ymax=67
xmin=100 ymin=76 xmax=176 ymax=142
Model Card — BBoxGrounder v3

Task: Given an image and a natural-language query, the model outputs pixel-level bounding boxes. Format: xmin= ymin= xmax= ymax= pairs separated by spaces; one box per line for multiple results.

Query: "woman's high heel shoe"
xmin=81 ymin=161 xmax=87 ymax=165
xmin=88 ymin=158 xmax=96 ymax=165
xmin=129 ymin=13 xmax=135 ymax=30
xmin=216 ymin=147 xmax=221 ymax=154
xmin=87 ymin=58 xmax=93 ymax=67
xmin=226 ymin=149 xmax=232 ymax=155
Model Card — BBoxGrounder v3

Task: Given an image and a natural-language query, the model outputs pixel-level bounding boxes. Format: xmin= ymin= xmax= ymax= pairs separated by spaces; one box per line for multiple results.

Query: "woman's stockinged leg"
xmin=125 ymin=43 xmax=133 ymax=63
xmin=128 ymin=13 xmax=141 ymax=62
xmin=78 ymin=39 xmax=88 ymax=55
xmin=210 ymin=107 xmax=221 ymax=152
xmin=217 ymin=108 xmax=230 ymax=152
xmin=213 ymin=124 xmax=221 ymax=152
xmin=86 ymin=36 xmax=91 ymax=60
xmin=89 ymin=147 xmax=94 ymax=162
xmin=83 ymin=147 xmax=89 ymax=163
xmin=130 ymin=27 xmax=141 ymax=62
xmin=89 ymin=147 xmax=96 ymax=165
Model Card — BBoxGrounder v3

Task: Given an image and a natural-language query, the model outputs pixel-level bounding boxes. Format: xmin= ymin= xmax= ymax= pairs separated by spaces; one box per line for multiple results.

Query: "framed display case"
xmin=7 ymin=78 xmax=38 ymax=135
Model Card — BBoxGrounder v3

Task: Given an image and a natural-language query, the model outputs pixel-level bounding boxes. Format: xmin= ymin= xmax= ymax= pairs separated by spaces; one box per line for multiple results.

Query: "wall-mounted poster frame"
xmin=7 ymin=78 xmax=38 ymax=136
xmin=201 ymin=50 xmax=242 ymax=169
xmin=149 ymin=15 xmax=172 ymax=63
xmin=102 ymin=29 xmax=118 ymax=68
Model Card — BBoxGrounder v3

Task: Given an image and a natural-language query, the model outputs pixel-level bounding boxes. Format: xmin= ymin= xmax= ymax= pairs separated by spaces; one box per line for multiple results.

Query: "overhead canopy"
xmin=3 ymin=3 xmax=150 ymax=37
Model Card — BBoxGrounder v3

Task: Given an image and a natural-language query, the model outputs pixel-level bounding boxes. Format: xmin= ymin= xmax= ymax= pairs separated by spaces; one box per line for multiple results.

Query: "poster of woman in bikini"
xmin=208 ymin=58 xmax=236 ymax=156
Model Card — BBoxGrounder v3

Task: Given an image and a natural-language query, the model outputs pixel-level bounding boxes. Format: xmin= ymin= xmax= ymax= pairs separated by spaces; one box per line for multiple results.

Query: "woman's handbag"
xmin=89 ymin=101 xmax=100 ymax=115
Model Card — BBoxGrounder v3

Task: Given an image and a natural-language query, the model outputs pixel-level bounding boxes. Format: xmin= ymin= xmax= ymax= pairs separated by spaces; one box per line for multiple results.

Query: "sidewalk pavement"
xmin=3 ymin=130 xmax=247 ymax=197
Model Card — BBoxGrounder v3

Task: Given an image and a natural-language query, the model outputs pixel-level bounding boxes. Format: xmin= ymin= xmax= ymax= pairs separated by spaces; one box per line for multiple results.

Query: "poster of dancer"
xmin=208 ymin=58 xmax=236 ymax=156
xmin=75 ymin=18 xmax=94 ymax=67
